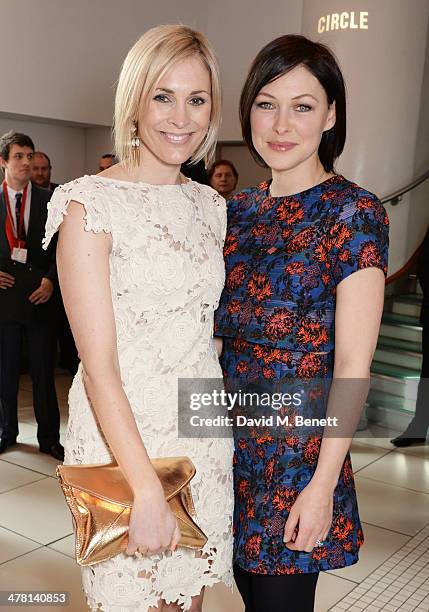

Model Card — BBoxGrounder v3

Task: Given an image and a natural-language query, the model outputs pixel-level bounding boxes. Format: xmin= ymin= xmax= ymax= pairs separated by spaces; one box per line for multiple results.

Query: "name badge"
xmin=11 ymin=247 xmax=28 ymax=264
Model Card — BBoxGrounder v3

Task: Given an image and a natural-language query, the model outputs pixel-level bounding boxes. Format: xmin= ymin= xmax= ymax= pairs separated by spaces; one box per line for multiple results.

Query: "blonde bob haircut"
xmin=114 ymin=24 xmax=221 ymax=168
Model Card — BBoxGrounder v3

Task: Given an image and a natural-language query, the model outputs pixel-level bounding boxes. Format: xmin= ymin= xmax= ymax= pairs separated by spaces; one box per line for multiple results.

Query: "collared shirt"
xmin=6 ymin=181 xmax=32 ymax=235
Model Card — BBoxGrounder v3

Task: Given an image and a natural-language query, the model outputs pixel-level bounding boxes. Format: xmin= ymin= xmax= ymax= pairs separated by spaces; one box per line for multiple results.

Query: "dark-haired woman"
xmin=215 ymin=34 xmax=389 ymax=611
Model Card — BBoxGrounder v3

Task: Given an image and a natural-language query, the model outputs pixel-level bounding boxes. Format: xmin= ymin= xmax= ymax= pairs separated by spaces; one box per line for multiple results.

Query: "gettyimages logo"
xmin=178 ymin=377 xmax=371 ymax=439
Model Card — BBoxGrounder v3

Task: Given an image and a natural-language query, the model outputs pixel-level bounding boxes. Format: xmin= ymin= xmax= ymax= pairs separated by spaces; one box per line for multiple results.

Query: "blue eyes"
xmin=255 ymin=101 xmax=312 ymax=112
xmin=256 ymin=101 xmax=274 ymax=110
xmin=153 ymin=94 xmax=206 ymax=106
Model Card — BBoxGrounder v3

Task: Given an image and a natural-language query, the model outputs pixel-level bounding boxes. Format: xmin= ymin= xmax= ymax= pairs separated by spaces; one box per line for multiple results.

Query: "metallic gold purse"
xmin=56 ymin=456 xmax=207 ymax=566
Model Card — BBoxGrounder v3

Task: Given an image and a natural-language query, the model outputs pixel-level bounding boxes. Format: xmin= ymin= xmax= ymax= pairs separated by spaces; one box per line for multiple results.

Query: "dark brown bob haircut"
xmin=239 ymin=34 xmax=346 ymax=172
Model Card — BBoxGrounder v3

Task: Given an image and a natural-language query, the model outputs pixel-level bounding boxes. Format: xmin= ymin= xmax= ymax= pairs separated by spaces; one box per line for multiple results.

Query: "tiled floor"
xmin=0 ymin=374 xmax=428 ymax=611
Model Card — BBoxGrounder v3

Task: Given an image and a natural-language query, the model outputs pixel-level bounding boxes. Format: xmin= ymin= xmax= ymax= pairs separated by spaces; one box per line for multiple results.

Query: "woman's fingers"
xmin=126 ymin=525 xmax=181 ymax=557
xmin=287 ymin=524 xmax=314 ymax=551
xmin=286 ymin=524 xmax=330 ymax=551
xmin=283 ymin=511 xmax=299 ymax=544
xmin=170 ymin=523 xmax=181 ymax=552
xmin=125 ymin=542 xmax=138 ymax=556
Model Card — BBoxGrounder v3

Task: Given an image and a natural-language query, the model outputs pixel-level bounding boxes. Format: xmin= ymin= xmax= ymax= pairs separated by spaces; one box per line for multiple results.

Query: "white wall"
xmin=1 ymin=0 xmax=204 ymax=125
xmin=206 ymin=0 xmax=303 ymax=140
xmin=85 ymin=127 xmax=115 ymax=175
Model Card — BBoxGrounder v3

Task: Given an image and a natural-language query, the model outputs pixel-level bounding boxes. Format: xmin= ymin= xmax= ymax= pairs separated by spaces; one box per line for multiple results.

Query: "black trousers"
xmin=57 ymin=297 xmax=79 ymax=374
xmin=0 ymin=307 xmax=60 ymax=448
xmin=234 ymin=565 xmax=319 ymax=612
xmin=410 ymin=312 xmax=429 ymax=436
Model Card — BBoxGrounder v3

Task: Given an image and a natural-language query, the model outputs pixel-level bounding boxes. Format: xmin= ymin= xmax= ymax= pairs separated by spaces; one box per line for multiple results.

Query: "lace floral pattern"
xmin=43 ymin=176 xmax=234 ymax=611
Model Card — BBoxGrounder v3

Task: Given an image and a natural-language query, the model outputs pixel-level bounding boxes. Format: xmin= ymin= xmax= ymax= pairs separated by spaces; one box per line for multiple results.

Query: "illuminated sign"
xmin=318 ymin=11 xmax=369 ymax=33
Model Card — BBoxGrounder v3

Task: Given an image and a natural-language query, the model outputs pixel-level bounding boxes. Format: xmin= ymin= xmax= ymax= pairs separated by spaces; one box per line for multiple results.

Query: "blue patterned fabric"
xmin=215 ymin=175 xmax=389 ymax=574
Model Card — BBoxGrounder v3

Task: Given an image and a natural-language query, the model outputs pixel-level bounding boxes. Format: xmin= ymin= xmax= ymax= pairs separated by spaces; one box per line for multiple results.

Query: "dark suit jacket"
xmin=181 ymin=159 xmax=209 ymax=185
xmin=0 ymin=183 xmax=57 ymax=284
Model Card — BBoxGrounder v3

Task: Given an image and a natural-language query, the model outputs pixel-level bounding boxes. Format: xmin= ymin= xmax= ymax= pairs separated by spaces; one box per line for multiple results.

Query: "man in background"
xmin=32 ymin=155 xmax=78 ymax=374
xmin=392 ymin=229 xmax=429 ymax=447
xmin=99 ymin=153 xmax=117 ymax=172
xmin=0 ymin=131 xmax=63 ymax=460
xmin=208 ymin=159 xmax=239 ymax=199
xmin=31 ymin=151 xmax=59 ymax=191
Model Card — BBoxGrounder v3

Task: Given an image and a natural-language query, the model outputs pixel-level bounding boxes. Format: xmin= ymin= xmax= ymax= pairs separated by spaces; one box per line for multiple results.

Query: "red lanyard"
xmin=2 ymin=179 xmax=28 ymax=251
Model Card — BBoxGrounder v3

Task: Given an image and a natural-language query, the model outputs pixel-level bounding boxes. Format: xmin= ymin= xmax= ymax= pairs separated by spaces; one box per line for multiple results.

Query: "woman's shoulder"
xmin=329 ymin=176 xmax=387 ymax=222
xmin=51 ymin=174 xmax=109 ymax=200
xmin=332 ymin=176 xmax=381 ymax=205
xmin=43 ymin=175 xmax=112 ymax=250
xmin=192 ymin=183 xmax=227 ymax=237
xmin=192 ymin=181 xmax=225 ymax=205
xmin=225 ymin=184 xmax=263 ymax=207
xmin=232 ymin=184 xmax=264 ymax=198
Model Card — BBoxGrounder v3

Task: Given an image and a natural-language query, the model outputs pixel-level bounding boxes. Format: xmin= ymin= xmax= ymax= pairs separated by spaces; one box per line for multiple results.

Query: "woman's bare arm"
xmin=57 ymin=201 xmax=180 ymax=553
xmin=312 ymin=266 xmax=385 ymax=490
xmin=214 ymin=336 xmax=223 ymax=358
xmin=284 ymin=267 xmax=385 ymax=551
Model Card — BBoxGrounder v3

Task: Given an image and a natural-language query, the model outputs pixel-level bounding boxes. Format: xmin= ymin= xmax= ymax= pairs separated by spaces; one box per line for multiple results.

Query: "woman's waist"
xmin=216 ymin=323 xmax=335 ymax=352
xmin=223 ymin=336 xmax=334 ymax=354
xmin=215 ymin=300 xmax=335 ymax=349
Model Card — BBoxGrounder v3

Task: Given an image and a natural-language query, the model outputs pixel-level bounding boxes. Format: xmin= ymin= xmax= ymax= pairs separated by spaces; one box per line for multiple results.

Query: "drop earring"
xmin=131 ymin=121 xmax=140 ymax=166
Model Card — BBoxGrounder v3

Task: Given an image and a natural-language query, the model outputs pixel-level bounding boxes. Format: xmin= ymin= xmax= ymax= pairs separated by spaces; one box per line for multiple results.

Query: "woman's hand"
xmin=125 ymin=485 xmax=181 ymax=556
xmin=214 ymin=336 xmax=223 ymax=358
xmin=283 ymin=480 xmax=333 ymax=552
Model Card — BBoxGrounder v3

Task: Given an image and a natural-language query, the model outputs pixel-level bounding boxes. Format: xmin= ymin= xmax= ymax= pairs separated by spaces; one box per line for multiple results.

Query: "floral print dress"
xmin=215 ymin=175 xmax=389 ymax=574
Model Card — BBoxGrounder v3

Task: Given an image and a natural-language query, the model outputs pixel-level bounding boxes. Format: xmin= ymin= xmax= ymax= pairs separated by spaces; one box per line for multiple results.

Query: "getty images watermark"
xmin=187 ymin=387 xmax=338 ymax=428
xmin=177 ymin=377 xmax=395 ymax=439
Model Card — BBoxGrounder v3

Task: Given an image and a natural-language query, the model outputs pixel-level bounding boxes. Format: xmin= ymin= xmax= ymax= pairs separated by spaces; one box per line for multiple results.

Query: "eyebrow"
xmin=156 ymin=87 xmax=211 ymax=95
xmin=257 ymin=91 xmax=319 ymax=102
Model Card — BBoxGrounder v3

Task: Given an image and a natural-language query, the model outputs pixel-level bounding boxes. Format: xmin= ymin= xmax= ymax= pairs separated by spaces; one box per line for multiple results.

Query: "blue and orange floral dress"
xmin=214 ymin=175 xmax=389 ymax=574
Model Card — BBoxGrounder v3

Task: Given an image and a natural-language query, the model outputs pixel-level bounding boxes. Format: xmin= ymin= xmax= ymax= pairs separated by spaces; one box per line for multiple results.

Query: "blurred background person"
xmin=209 ymin=158 xmax=238 ymax=198
xmin=0 ymin=131 xmax=63 ymax=460
xmin=31 ymin=153 xmax=78 ymax=374
xmin=98 ymin=153 xmax=117 ymax=171
xmin=392 ymin=226 xmax=429 ymax=447
xmin=31 ymin=151 xmax=59 ymax=191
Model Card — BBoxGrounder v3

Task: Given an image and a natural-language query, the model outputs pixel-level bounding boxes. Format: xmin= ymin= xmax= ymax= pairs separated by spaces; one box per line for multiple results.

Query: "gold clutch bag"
xmin=56 ymin=456 xmax=207 ymax=566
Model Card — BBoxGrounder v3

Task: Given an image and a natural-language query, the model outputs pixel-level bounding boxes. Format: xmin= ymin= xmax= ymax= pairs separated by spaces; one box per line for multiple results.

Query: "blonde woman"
xmin=43 ymin=25 xmax=233 ymax=612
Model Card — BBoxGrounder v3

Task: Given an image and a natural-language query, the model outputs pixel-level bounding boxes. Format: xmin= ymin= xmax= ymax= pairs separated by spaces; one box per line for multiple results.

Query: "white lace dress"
xmin=43 ymin=175 xmax=234 ymax=611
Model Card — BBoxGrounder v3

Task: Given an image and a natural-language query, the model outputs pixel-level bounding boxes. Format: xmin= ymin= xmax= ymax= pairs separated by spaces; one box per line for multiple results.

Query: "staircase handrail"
xmin=382 ymin=169 xmax=429 ymax=282
xmin=381 ymin=168 xmax=429 ymax=206
xmin=386 ymin=242 xmax=422 ymax=285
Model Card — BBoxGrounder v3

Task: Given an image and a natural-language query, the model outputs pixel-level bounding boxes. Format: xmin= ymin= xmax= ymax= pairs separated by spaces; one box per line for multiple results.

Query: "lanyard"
xmin=2 ymin=179 xmax=28 ymax=251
